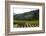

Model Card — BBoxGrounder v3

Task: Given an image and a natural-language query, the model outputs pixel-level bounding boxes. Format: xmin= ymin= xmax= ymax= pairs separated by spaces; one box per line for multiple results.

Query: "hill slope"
xmin=14 ymin=9 xmax=39 ymax=20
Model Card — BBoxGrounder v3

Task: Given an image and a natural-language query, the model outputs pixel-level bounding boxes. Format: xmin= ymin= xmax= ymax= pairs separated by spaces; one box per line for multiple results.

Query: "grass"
xmin=13 ymin=20 xmax=39 ymax=28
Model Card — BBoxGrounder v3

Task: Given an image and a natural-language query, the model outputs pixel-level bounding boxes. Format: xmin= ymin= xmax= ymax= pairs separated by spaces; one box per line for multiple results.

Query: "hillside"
xmin=14 ymin=9 xmax=39 ymax=20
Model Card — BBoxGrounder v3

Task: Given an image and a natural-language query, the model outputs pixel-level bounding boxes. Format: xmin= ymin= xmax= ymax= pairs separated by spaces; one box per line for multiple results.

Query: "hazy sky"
xmin=13 ymin=8 xmax=38 ymax=14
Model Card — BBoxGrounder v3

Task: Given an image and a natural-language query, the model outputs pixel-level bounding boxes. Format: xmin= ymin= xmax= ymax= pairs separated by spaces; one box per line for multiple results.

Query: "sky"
xmin=13 ymin=8 xmax=38 ymax=14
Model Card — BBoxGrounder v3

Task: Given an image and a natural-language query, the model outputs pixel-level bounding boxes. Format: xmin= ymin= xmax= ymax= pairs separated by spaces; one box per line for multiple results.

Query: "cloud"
xmin=14 ymin=8 xmax=38 ymax=14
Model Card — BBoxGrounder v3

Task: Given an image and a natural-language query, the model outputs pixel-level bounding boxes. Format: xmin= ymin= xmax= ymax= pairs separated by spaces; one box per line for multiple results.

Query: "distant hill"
xmin=14 ymin=9 xmax=39 ymax=20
